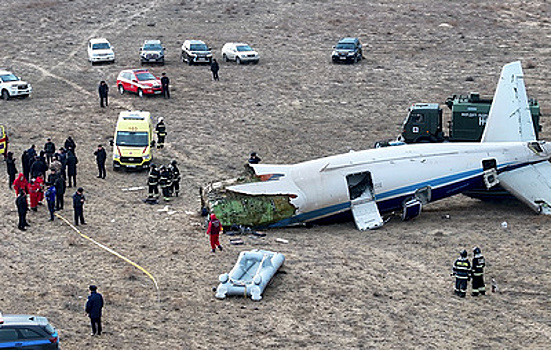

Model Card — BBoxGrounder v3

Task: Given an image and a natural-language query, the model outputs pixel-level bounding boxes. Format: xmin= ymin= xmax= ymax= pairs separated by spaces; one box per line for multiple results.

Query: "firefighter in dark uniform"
xmin=169 ymin=160 xmax=180 ymax=197
xmin=155 ymin=118 xmax=167 ymax=149
xmin=147 ymin=163 xmax=160 ymax=202
xmin=159 ymin=165 xmax=172 ymax=201
xmin=471 ymin=247 xmax=486 ymax=296
xmin=452 ymin=249 xmax=471 ymax=298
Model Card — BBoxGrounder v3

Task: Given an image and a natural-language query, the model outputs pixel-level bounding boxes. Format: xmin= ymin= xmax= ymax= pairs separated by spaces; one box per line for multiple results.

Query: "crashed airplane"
xmin=201 ymin=61 xmax=551 ymax=230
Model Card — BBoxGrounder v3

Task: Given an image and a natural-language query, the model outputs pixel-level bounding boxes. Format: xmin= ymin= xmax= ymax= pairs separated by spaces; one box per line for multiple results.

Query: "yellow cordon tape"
xmin=55 ymin=213 xmax=160 ymax=303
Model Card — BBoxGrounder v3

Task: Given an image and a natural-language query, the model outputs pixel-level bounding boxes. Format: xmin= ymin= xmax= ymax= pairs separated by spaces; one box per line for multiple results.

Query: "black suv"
xmin=331 ymin=37 xmax=363 ymax=63
xmin=0 ymin=313 xmax=59 ymax=349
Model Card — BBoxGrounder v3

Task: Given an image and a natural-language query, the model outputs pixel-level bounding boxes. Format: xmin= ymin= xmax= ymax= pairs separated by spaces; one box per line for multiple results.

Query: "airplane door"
xmin=346 ymin=172 xmax=383 ymax=230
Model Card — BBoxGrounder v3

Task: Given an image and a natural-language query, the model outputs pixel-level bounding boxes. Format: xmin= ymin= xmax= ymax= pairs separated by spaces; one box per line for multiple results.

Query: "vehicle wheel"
xmin=223 ymin=54 xmax=228 ymax=62
xmin=187 ymin=56 xmax=193 ymax=66
xmin=138 ymin=88 xmax=144 ymax=98
xmin=118 ymin=85 xmax=125 ymax=95
xmin=236 ymin=57 xmax=242 ymax=65
xmin=181 ymin=53 xmax=185 ymax=63
xmin=354 ymin=55 xmax=359 ymax=64
xmin=1 ymin=90 xmax=9 ymax=101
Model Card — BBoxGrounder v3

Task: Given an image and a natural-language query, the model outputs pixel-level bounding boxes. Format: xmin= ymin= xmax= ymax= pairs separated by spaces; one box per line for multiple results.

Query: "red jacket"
xmin=207 ymin=218 xmax=222 ymax=235
xmin=13 ymin=173 xmax=28 ymax=195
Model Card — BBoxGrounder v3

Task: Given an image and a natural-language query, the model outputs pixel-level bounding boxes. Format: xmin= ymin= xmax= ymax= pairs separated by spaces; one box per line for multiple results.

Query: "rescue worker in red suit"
xmin=29 ymin=178 xmax=41 ymax=211
xmin=13 ymin=173 xmax=29 ymax=196
xmin=206 ymin=213 xmax=223 ymax=253
xmin=35 ymin=174 xmax=45 ymax=203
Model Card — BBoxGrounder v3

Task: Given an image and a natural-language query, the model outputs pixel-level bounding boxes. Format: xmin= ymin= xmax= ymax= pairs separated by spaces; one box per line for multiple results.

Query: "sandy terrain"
xmin=1 ymin=0 xmax=550 ymax=349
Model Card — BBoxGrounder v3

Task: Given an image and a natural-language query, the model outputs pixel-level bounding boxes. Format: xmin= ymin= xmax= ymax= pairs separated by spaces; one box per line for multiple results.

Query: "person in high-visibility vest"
xmin=471 ymin=247 xmax=486 ymax=296
xmin=452 ymin=249 xmax=471 ymax=298
xmin=155 ymin=118 xmax=167 ymax=149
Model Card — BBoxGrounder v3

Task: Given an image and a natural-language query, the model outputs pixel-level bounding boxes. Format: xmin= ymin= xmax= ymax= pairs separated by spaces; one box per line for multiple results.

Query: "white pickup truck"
xmin=0 ymin=69 xmax=32 ymax=100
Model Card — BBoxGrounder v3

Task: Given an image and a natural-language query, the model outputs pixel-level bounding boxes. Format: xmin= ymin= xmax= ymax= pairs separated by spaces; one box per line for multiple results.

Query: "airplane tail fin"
xmin=481 ymin=61 xmax=536 ymax=142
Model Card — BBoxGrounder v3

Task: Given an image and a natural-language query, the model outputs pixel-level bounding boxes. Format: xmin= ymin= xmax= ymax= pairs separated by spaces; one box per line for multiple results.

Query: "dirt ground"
xmin=1 ymin=0 xmax=550 ymax=349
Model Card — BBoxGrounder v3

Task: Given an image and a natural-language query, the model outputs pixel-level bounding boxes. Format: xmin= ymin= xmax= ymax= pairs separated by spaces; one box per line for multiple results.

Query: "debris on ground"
xmin=122 ymin=186 xmax=146 ymax=191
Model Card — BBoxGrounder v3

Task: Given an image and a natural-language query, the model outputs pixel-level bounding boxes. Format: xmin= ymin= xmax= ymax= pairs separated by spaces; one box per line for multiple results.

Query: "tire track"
xmin=16 ymin=60 xmax=134 ymax=110
xmin=55 ymin=0 xmax=164 ymax=72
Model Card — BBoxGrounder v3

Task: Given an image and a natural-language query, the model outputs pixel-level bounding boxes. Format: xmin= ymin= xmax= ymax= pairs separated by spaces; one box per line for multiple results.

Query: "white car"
xmin=88 ymin=38 xmax=115 ymax=64
xmin=221 ymin=43 xmax=259 ymax=64
xmin=0 ymin=69 xmax=32 ymax=100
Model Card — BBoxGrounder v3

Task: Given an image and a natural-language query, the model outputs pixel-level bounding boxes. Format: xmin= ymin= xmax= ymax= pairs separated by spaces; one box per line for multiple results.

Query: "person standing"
xmin=50 ymin=155 xmax=62 ymax=174
xmin=98 ymin=81 xmax=109 ymax=108
xmin=13 ymin=173 xmax=29 ymax=196
xmin=45 ymin=184 xmax=56 ymax=221
xmin=21 ymin=150 xmax=31 ymax=181
xmin=155 ymin=118 xmax=167 ymax=149
xmin=146 ymin=163 xmax=160 ymax=202
xmin=85 ymin=285 xmax=104 ymax=336
xmin=16 ymin=190 xmax=29 ymax=231
xmin=452 ymin=249 xmax=471 ymax=298
xmin=159 ymin=165 xmax=172 ymax=201
xmin=27 ymin=144 xmax=37 ymax=159
xmin=66 ymin=149 xmax=78 ymax=188
xmin=169 ymin=160 xmax=180 ymax=197
xmin=161 ymin=73 xmax=170 ymax=99
xmin=94 ymin=144 xmax=107 ymax=179
xmin=6 ymin=152 xmax=17 ymax=189
xmin=55 ymin=148 xmax=67 ymax=179
xmin=471 ymin=247 xmax=486 ymax=296
xmin=210 ymin=59 xmax=219 ymax=81
xmin=47 ymin=168 xmax=60 ymax=193
xmin=54 ymin=172 xmax=66 ymax=211
xmin=64 ymin=137 xmax=76 ymax=154
xmin=28 ymin=178 xmax=41 ymax=212
xmin=30 ymin=155 xmax=47 ymax=179
xmin=206 ymin=213 xmax=223 ymax=253
xmin=72 ymin=187 xmax=86 ymax=226
xmin=248 ymin=152 xmax=261 ymax=164
xmin=44 ymin=138 xmax=56 ymax=166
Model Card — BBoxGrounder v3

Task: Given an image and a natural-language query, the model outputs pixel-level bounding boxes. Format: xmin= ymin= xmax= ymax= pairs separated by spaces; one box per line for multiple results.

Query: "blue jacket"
xmin=45 ymin=186 xmax=56 ymax=202
xmin=85 ymin=291 xmax=104 ymax=318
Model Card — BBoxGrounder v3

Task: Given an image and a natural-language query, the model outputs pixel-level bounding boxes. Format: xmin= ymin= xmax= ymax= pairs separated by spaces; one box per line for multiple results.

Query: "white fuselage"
xmin=234 ymin=141 xmax=551 ymax=226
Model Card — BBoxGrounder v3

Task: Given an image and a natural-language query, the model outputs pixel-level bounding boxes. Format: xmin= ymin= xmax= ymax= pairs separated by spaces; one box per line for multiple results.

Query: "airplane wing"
xmin=499 ymin=162 xmax=551 ymax=214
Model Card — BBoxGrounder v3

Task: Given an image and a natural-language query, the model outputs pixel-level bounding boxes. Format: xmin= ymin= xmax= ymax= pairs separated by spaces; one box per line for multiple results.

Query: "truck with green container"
xmin=399 ymin=93 xmax=542 ymax=144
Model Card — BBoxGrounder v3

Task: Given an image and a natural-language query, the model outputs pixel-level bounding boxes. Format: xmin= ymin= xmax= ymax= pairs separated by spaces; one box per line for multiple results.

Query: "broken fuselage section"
xmin=201 ymin=157 xmax=385 ymax=230
xmin=201 ymin=170 xmax=297 ymax=228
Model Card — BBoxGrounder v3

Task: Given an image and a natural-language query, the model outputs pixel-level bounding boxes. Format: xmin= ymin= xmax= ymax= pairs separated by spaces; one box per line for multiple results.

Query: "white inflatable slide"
xmin=215 ymin=249 xmax=285 ymax=301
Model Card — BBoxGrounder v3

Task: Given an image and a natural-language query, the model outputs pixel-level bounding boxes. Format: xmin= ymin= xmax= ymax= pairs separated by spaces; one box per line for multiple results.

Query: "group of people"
xmin=146 ymin=160 xmax=180 ymax=203
xmin=452 ymin=247 xmax=486 ymax=298
xmin=6 ymin=137 xmax=90 ymax=229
